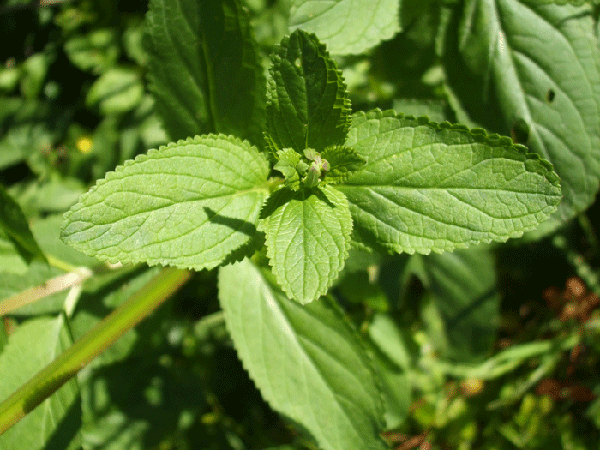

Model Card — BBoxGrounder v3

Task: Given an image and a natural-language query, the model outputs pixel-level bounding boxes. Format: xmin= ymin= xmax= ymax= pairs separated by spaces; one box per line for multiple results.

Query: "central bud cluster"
xmin=298 ymin=148 xmax=330 ymax=188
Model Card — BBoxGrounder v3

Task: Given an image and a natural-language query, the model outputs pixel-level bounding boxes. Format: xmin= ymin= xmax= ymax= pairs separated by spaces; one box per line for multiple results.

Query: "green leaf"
xmin=336 ymin=110 xmax=562 ymax=254
xmin=321 ymin=146 xmax=366 ymax=184
xmin=0 ymin=317 xmax=81 ymax=450
xmin=259 ymin=185 xmax=352 ymax=304
xmin=0 ymin=99 xmax=54 ymax=170
xmin=527 ymin=0 xmax=597 ymax=4
xmin=442 ymin=0 xmax=600 ymax=227
xmin=289 ymin=0 xmax=400 ymax=55
xmin=62 ymin=135 xmax=269 ymax=270
xmin=274 ymin=148 xmax=303 ymax=190
xmin=0 ymin=184 xmax=47 ymax=266
xmin=63 ymin=28 xmax=119 ymax=74
xmin=266 ymin=29 xmax=351 ymax=153
xmin=367 ymin=314 xmax=411 ymax=429
xmin=86 ymin=67 xmax=144 ymax=115
xmin=219 ymin=258 xmax=387 ymax=450
xmin=0 ymin=230 xmax=28 ymax=274
xmin=145 ymin=0 xmax=266 ymax=144
xmin=413 ymin=247 xmax=500 ymax=362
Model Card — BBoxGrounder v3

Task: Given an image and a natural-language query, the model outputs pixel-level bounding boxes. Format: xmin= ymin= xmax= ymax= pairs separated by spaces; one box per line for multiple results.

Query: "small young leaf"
xmin=321 ymin=146 xmax=366 ymax=184
xmin=145 ymin=0 xmax=265 ymax=144
xmin=219 ymin=258 xmax=387 ymax=450
xmin=0 ymin=184 xmax=47 ymax=266
xmin=337 ymin=110 xmax=562 ymax=254
xmin=259 ymin=185 xmax=352 ymax=304
xmin=266 ymin=29 xmax=351 ymax=153
xmin=274 ymin=148 xmax=302 ymax=190
xmin=289 ymin=0 xmax=400 ymax=55
xmin=62 ymin=135 xmax=269 ymax=270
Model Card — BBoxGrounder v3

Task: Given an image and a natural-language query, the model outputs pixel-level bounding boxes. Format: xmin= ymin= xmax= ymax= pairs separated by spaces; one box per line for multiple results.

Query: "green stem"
xmin=0 ymin=266 xmax=192 ymax=435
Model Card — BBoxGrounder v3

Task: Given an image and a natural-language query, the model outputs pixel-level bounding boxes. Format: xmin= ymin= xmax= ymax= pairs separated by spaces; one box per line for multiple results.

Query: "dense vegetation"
xmin=1 ymin=1 xmax=599 ymax=449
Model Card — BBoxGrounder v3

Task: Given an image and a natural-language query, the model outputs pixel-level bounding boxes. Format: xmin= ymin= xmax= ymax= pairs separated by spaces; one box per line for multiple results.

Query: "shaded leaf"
xmin=321 ymin=146 xmax=366 ymax=184
xmin=266 ymin=29 xmax=351 ymax=153
xmin=145 ymin=0 xmax=265 ymax=144
xmin=0 ymin=184 xmax=47 ymax=266
xmin=414 ymin=247 xmax=500 ymax=362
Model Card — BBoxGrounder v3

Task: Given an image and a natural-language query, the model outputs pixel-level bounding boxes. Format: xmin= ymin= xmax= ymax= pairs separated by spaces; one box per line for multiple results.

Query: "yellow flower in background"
xmin=76 ymin=136 xmax=93 ymax=154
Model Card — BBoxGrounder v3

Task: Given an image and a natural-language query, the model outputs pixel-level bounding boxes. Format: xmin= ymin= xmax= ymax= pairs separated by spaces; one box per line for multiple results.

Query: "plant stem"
xmin=0 ymin=266 xmax=192 ymax=435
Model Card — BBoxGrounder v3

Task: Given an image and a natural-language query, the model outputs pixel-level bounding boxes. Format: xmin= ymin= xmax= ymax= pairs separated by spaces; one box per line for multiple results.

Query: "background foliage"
xmin=1 ymin=0 xmax=600 ymax=449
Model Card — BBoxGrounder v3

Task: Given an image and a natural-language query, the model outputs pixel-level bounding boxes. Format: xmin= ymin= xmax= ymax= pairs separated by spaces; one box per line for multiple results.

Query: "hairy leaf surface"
xmin=266 ymin=29 xmax=351 ymax=153
xmin=259 ymin=185 xmax=352 ymax=304
xmin=219 ymin=258 xmax=387 ymax=450
xmin=145 ymin=0 xmax=265 ymax=144
xmin=337 ymin=110 xmax=561 ymax=254
xmin=289 ymin=0 xmax=400 ymax=55
xmin=62 ymin=135 xmax=269 ymax=270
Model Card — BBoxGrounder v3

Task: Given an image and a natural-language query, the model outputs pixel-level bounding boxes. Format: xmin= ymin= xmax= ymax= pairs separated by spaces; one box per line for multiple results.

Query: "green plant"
xmin=1 ymin=0 xmax=600 ymax=449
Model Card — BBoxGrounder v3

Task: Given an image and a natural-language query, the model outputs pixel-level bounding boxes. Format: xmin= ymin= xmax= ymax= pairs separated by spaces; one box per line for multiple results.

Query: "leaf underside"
xmin=62 ymin=135 xmax=269 ymax=270
xmin=336 ymin=110 xmax=562 ymax=254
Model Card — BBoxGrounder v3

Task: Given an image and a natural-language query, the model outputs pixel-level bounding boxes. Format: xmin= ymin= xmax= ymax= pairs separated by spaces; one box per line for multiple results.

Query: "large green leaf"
xmin=145 ymin=0 xmax=265 ymax=144
xmin=289 ymin=0 xmax=400 ymax=55
xmin=62 ymin=135 xmax=269 ymax=270
xmin=442 ymin=0 xmax=600 ymax=227
xmin=0 ymin=229 xmax=28 ymax=274
xmin=259 ymin=185 xmax=352 ymax=304
xmin=219 ymin=258 xmax=387 ymax=450
xmin=336 ymin=110 xmax=562 ymax=254
xmin=266 ymin=29 xmax=351 ymax=153
xmin=0 ymin=317 xmax=81 ymax=450
xmin=414 ymin=247 xmax=500 ymax=362
xmin=367 ymin=314 xmax=411 ymax=429
xmin=0 ymin=184 xmax=47 ymax=266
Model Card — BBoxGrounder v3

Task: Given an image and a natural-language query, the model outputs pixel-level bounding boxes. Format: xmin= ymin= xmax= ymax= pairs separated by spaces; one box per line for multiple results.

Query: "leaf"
xmin=413 ymin=247 xmax=500 ymax=362
xmin=62 ymin=135 xmax=269 ymax=271
xmin=321 ymin=146 xmax=366 ymax=184
xmin=367 ymin=314 xmax=411 ymax=429
xmin=0 ymin=317 xmax=81 ymax=450
xmin=441 ymin=0 xmax=600 ymax=227
xmin=266 ymin=29 xmax=351 ymax=153
xmin=219 ymin=258 xmax=387 ymax=450
xmin=259 ymin=185 xmax=352 ymax=304
xmin=0 ymin=184 xmax=47 ymax=265
xmin=274 ymin=148 xmax=303 ymax=190
xmin=289 ymin=0 xmax=400 ymax=55
xmin=63 ymin=28 xmax=119 ymax=74
xmin=145 ymin=0 xmax=265 ymax=144
xmin=86 ymin=66 xmax=144 ymax=115
xmin=336 ymin=110 xmax=562 ymax=254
